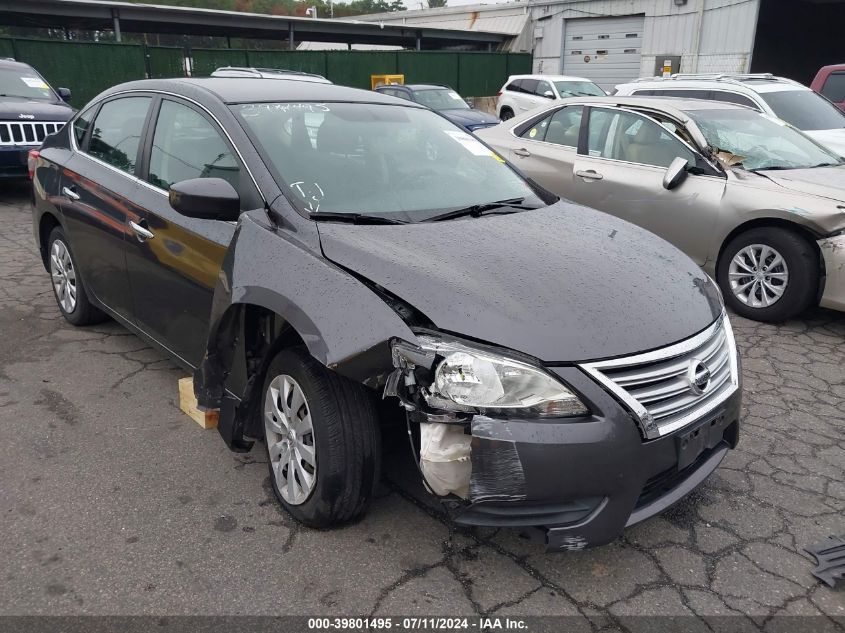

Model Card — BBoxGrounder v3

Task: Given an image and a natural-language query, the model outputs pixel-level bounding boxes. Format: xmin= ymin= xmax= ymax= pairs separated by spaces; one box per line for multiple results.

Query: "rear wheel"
xmin=262 ymin=348 xmax=381 ymax=528
xmin=500 ymin=107 xmax=514 ymax=121
xmin=47 ymin=227 xmax=107 ymax=326
xmin=717 ymin=227 xmax=818 ymax=322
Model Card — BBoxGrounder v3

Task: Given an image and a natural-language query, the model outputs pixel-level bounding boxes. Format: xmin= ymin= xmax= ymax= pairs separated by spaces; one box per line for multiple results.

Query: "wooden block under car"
xmin=178 ymin=376 xmax=219 ymax=429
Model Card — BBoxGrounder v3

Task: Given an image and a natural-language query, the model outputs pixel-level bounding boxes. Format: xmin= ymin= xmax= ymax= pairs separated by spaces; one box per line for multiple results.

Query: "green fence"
xmin=0 ymin=37 xmax=532 ymax=103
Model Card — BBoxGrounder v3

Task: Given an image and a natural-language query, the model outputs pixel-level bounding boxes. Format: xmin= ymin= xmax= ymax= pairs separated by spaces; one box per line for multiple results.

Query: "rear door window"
xmin=521 ymin=79 xmax=539 ymax=95
xmin=73 ymin=105 xmax=97 ymax=149
xmin=543 ymin=106 xmax=583 ymax=147
xmin=87 ymin=96 xmax=151 ymax=175
xmin=712 ymin=91 xmax=760 ymax=109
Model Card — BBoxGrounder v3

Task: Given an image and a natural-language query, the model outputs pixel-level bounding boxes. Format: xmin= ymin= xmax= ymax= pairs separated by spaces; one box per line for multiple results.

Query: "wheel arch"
xmin=716 ymin=217 xmax=823 ymax=275
xmin=38 ymin=212 xmax=62 ymax=271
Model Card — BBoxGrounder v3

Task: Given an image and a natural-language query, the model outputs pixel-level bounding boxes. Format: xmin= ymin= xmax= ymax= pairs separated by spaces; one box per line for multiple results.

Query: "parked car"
xmin=373 ymin=83 xmax=498 ymax=132
xmin=211 ymin=66 xmax=331 ymax=84
xmin=477 ymin=96 xmax=845 ymax=322
xmin=31 ymin=78 xmax=741 ymax=550
xmin=496 ymin=74 xmax=604 ymax=120
xmin=0 ymin=58 xmax=74 ymax=180
xmin=811 ymin=64 xmax=845 ymax=112
xmin=614 ymin=73 xmax=845 ymax=157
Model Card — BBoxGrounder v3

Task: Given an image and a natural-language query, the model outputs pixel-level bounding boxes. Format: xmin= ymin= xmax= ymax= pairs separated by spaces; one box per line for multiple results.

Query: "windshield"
xmin=687 ymin=109 xmax=842 ymax=171
xmin=233 ymin=102 xmax=544 ymax=221
xmin=0 ymin=68 xmax=56 ymax=101
xmin=554 ymin=81 xmax=605 ymax=97
xmin=760 ymin=89 xmax=845 ymax=131
xmin=414 ymin=88 xmax=469 ymax=111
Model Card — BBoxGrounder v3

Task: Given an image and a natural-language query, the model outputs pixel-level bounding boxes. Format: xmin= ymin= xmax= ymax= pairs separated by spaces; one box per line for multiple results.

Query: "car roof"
xmin=98 ymin=77 xmax=418 ymax=106
xmin=508 ymin=74 xmax=594 ymax=83
xmin=404 ymin=84 xmax=453 ymax=90
xmin=0 ymin=58 xmax=36 ymax=71
xmin=550 ymin=95 xmax=747 ymax=116
xmin=617 ymin=74 xmax=808 ymax=94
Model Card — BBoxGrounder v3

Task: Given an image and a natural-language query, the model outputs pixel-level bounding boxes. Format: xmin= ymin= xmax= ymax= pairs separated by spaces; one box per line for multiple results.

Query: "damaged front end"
xmin=384 ymin=332 xmax=595 ymax=542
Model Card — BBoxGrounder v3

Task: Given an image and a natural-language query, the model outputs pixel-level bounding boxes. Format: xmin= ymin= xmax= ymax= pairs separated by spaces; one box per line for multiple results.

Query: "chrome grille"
xmin=581 ymin=314 xmax=739 ymax=440
xmin=0 ymin=121 xmax=63 ymax=146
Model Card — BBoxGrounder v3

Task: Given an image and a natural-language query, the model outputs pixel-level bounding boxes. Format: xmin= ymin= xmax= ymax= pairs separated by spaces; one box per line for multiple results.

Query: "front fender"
xmin=194 ymin=212 xmax=416 ymax=449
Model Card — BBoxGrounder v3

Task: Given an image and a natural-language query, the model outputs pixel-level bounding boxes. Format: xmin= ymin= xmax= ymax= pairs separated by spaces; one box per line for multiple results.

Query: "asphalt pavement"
xmin=1 ymin=184 xmax=843 ymax=628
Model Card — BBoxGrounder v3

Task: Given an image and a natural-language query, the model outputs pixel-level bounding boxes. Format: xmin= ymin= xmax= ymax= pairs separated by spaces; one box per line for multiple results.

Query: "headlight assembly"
xmin=392 ymin=334 xmax=589 ymax=419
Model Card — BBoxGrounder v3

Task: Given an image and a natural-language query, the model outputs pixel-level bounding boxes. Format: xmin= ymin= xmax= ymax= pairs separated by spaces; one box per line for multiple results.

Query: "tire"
xmin=717 ymin=227 xmax=818 ymax=322
xmin=500 ymin=107 xmax=514 ymax=121
xmin=261 ymin=347 xmax=381 ymax=528
xmin=47 ymin=226 xmax=107 ymax=326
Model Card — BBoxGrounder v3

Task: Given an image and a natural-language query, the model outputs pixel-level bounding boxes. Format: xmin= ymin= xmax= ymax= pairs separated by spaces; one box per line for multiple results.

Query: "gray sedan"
xmin=477 ymin=97 xmax=845 ymax=322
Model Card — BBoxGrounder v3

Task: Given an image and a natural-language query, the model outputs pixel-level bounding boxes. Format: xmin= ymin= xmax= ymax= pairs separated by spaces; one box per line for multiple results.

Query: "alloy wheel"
xmin=264 ymin=374 xmax=317 ymax=505
xmin=50 ymin=239 xmax=77 ymax=314
xmin=728 ymin=243 xmax=789 ymax=308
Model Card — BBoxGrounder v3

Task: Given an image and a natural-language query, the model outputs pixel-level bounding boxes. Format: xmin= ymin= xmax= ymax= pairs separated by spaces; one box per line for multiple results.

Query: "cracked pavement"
xmin=0 ymin=185 xmax=843 ymax=626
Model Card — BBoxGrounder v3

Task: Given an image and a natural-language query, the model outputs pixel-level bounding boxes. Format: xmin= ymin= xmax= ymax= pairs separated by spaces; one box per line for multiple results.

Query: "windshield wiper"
xmin=309 ymin=212 xmax=408 ymax=225
xmin=422 ymin=198 xmax=535 ymax=222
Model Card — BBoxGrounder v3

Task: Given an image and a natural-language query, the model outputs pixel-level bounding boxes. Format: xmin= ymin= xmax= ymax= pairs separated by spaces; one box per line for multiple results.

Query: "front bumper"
xmin=0 ymin=146 xmax=31 ymax=179
xmin=450 ymin=365 xmax=742 ymax=551
xmin=819 ymin=233 xmax=845 ymax=312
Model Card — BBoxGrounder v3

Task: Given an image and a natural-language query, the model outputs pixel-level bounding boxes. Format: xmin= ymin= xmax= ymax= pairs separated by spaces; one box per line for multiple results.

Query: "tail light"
xmin=496 ymin=90 xmax=502 ymax=97
xmin=27 ymin=149 xmax=40 ymax=180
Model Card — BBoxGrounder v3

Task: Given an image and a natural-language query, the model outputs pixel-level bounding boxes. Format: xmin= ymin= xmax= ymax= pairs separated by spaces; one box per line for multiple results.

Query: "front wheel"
xmin=717 ymin=227 xmax=818 ymax=322
xmin=262 ymin=348 xmax=381 ymax=528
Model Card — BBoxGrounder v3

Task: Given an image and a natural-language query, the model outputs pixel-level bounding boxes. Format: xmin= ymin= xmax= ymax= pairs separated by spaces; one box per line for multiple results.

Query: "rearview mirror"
xmin=663 ymin=157 xmax=689 ymax=190
xmin=543 ymin=90 xmax=555 ymax=99
xmin=169 ymin=178 xmax=240 ymax=221
xmin=57 ymin=87 xmax=71 ymax=102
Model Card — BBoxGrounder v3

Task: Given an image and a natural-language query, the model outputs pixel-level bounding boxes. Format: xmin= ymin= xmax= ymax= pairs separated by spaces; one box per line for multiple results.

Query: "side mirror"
xmin=169 ymin=178 xmax=240 ymax=221
xmin=663 ymin=157 xmax=689 ymax=190
xmin=57 ymin=87 xmax=71 ymax=102
xmin=543 ymin=90 xmax=555 ymax=99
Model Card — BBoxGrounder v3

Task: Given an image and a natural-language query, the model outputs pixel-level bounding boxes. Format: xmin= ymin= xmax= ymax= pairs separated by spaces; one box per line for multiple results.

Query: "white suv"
xmin=615 ymin=73 xmax=845 ymax=157
xmin=496 ymin=74 xmax=604 ymax=120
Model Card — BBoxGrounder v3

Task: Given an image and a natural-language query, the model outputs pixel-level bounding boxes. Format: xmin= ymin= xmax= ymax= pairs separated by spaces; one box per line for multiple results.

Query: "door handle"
xmin=129 ymin=220 xmax=155 ymax=242
xmin=575 ymin=169 xmax=604 ymax=181
xmin=513 ymin=148 xmax=531 ymax=158
xmin=61 ymin=186 xmax=80 ymax=201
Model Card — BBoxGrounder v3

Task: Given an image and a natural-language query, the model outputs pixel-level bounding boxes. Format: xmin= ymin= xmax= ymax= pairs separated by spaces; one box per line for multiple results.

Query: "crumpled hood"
xmin=318 ymin=201 xmax=723 ymax=363
xmin=805 ymin=129 xmax=845 ymax=159
xmin=757 ymin=165 xmax=845 ymax=204
xmin=0 ymin=98 xmax=74 ymax=121
xmin=441 ymin=108 xmax=500 ymax=128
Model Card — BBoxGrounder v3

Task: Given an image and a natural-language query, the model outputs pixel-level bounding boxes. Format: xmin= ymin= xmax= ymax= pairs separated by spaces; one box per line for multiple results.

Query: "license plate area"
xmin=676 ymin=412 xmax=728 ymax=471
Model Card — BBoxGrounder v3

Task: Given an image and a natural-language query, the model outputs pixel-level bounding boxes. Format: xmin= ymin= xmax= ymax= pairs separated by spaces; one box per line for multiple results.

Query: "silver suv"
xmin=614 ymin=73 xmax=845 ymax=157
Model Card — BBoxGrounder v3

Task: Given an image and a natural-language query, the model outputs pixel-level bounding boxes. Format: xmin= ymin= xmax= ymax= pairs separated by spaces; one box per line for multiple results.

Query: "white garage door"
xmin=562 ymin=15 xmax=645 ymax=91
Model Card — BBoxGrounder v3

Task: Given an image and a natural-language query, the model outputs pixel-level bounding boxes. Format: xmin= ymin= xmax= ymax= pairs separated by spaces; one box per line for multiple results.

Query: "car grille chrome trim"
xmin=580 ymin=313 xmax=739 ymax=440
xmin=0 ymin=121 xmax=63 ymax=146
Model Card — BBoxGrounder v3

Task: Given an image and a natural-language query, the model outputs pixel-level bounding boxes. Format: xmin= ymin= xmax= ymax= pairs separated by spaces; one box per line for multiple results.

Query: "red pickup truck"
xmin=812 ymin=64 xmax=845 ymax=111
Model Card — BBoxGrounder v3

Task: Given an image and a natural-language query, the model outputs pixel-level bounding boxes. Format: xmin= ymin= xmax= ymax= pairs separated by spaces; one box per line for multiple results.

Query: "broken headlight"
xmin=393 ymin=334 xmax=589 ymax=418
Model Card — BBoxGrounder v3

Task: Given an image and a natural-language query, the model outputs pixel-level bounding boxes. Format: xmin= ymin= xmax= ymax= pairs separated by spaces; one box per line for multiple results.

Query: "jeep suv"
xmin=614 ymin=73 xmax=845 ymax=157
xmin=0 ymin=58 xmax=74 ymax=179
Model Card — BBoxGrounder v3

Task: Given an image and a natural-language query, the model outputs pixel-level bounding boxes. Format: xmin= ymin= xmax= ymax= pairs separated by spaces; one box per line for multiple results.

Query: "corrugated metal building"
xmin=358 ymin=0 xmax=844 ymax=90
